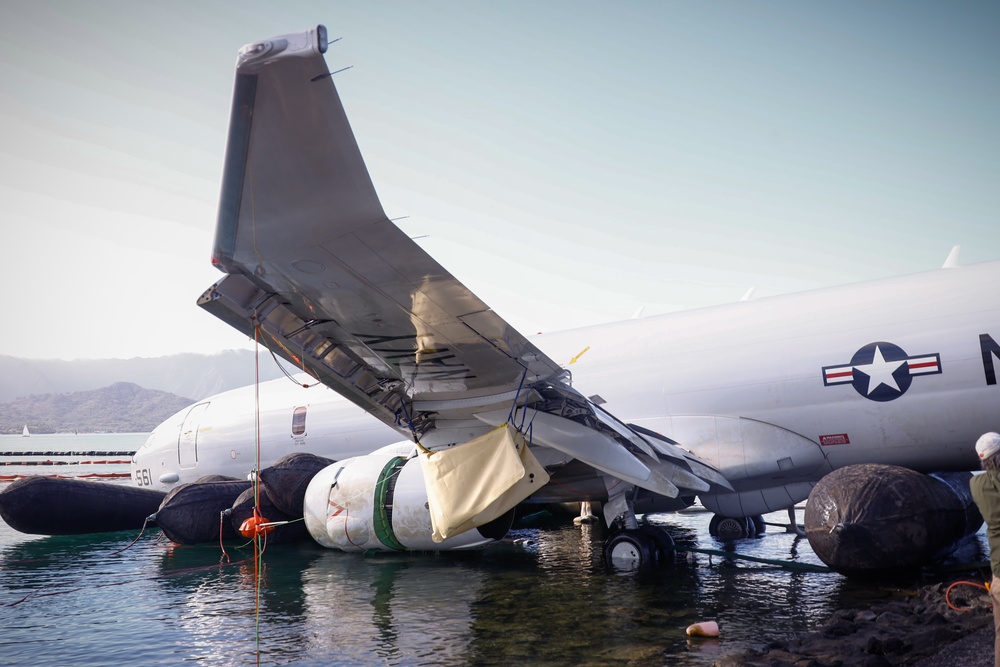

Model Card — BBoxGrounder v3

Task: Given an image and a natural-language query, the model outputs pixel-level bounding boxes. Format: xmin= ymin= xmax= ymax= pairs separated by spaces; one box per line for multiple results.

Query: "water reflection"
xmin=0 ymin=511 xmax=988 ymax=667
xmin=299 ymin=554 xmax=487 ymax=664
xmin=152 ymin=541 xmax=324 ymax=666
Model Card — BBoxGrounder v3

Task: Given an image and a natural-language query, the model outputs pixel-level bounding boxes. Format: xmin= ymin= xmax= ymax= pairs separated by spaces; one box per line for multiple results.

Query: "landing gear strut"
xmin=600 ymin=478 xmax=676 ymax=570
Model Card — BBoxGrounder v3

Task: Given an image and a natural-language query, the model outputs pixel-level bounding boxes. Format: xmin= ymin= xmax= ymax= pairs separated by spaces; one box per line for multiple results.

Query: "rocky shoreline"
xmin=714 ymin=577 xmax=993 ymax=667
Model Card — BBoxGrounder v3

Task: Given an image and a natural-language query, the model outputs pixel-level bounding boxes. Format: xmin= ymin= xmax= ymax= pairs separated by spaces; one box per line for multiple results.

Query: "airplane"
xmin=130 ymin=25 xmax=999 ymax=569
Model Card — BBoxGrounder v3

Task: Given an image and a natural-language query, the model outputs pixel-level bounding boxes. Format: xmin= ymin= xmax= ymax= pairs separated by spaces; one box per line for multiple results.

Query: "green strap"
xmin=372 ymin=456 xmax=408 ymax=551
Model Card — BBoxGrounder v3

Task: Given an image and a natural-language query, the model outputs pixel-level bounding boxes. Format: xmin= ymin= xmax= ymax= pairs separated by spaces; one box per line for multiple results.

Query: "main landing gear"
xmin=599 ymin=481 xmax=677 ymax=570
xmin=603 ymin=525 xmax=675 ymax=570
xmin=708 ymin=514 xmax=766 ymax=540
xmin=603 ymin=513 xmax=768 ymax=569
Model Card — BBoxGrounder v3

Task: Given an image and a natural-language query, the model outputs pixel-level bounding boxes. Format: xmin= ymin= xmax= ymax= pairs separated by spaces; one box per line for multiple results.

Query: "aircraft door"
xmin=178 ymin=402 xmax=210 ymax=468
xmin=292 ymin=406 xmax=307 ymax=446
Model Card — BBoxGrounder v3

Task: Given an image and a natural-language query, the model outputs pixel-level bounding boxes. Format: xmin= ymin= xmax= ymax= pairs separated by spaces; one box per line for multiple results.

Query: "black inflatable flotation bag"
xmin=805 ymin=464 xmax=982 ymax=573
xmin=229 ymin=485 xmax=308 ymax=543
xmin=0 ymin=476 xmax=165 ymax=535
xmin=258 ymin=452 xmax=335 ymax=517
xmin=152 ymin=479 xmax=251 ymax=544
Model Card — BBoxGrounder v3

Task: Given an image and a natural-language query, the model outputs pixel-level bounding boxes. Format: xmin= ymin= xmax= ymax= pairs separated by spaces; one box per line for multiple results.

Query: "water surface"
xmin=0 ymin=434 xmax=983 ymax=666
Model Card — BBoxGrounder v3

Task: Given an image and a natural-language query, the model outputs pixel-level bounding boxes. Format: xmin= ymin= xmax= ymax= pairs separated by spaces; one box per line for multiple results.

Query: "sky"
xmin=1 ymin=1 xmax=997 ymax=360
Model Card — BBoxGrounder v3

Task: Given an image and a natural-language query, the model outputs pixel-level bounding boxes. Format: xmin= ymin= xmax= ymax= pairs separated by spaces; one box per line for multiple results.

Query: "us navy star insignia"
xmin=854 ymin=344 xmax=906 ymax=395
xmin=821 ymin=341 xmax=942 ymax=402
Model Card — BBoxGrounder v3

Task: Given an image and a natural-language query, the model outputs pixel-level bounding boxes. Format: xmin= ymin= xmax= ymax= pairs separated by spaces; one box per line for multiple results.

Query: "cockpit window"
xmin=292 ymin=406 xmax=307 ymax=436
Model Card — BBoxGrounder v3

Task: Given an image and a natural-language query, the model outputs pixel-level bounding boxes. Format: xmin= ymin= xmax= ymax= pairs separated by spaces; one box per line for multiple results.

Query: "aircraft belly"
xmin=701 ymin=482 xmax=816 ymax=518
xmin=662 ymin=415 xmax=829 ymax=484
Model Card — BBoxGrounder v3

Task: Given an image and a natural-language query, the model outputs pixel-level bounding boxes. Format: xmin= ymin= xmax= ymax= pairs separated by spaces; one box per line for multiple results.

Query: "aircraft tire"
xmin=604 ymin=529 xmax=658 ymax=570
xmin=640 ymin=524 xmax=676 ymax=564
xmin=708 ymin=515 xmax=756 ymax=540
xmin=750 ymin=514 xmax=766 ymax=536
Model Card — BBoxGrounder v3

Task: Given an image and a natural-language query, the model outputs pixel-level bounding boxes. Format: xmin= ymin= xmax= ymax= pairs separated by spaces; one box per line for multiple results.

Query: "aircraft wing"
xmin=199 ymin=26 xmax=729 ymax=503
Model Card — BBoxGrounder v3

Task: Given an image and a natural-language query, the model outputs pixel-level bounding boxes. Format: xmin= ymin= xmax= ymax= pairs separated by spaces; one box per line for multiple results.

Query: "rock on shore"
xmin=714 ymin=579 xmax=992 ymax=667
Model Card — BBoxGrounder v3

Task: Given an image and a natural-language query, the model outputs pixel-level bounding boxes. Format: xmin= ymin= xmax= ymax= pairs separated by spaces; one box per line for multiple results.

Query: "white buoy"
xmin=685 ymin=620 xmax=719 ymax=637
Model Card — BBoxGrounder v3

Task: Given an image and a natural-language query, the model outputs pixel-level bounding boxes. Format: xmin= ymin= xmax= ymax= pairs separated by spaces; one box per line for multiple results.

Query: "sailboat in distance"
xmin=22 ymin=425 xmax=29 ymax=437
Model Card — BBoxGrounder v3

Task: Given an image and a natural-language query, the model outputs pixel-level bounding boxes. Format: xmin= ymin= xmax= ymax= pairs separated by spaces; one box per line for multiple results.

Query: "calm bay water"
xmin=0 ymin=434 xmax=985 ymax=666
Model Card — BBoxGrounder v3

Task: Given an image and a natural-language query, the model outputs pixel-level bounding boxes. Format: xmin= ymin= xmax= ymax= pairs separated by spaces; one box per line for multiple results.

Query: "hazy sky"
xmin=1 ymin=1 xmax=997 ymax=360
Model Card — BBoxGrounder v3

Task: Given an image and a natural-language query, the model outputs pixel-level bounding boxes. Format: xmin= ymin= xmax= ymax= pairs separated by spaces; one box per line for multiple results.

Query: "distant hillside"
xmin=0 ymin=350 xmax=290 ymax=403
xmin=0 ymin=382 xmax=194 ymax=434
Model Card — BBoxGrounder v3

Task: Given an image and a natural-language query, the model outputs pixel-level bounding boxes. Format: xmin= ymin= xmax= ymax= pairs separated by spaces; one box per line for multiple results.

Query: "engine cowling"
xmin=303 ymin=448 xmax=514 ymax=551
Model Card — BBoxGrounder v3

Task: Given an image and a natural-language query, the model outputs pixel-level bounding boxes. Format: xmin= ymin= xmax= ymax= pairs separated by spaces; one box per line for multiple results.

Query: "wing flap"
xmin=475 ymin=407 xmax=679 ymax=498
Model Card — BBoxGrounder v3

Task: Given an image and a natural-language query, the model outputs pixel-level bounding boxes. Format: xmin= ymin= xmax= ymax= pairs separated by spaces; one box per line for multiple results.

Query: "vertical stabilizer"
xmin=942 ymin=245 xmax=961 ymax=268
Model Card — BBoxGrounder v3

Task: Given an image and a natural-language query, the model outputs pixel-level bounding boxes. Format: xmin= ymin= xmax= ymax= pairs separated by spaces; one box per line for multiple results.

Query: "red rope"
xmin=945 ymin=580 xmax=990 ymax=611
xmin=254 ymin=323 xmax=263 ymax=667
xmin=109 ymin=517 xmax=151 ymax=556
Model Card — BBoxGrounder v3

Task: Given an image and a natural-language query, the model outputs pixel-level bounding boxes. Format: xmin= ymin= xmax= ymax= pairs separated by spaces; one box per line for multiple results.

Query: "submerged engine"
xmin=303 ymin=448 xmax=515 ymax=552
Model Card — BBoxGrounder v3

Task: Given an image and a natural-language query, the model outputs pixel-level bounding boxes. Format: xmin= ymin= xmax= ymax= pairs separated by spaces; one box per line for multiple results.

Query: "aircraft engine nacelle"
xmin=303 ymin=449 xmax=514 ymax=551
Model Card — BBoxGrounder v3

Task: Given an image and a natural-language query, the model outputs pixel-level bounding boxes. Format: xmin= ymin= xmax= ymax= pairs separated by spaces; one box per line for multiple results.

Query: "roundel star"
xmin=854 ymin=344 xmax=906 ymax=396
xmin=822 ymin=342 xmax=942 ymax=402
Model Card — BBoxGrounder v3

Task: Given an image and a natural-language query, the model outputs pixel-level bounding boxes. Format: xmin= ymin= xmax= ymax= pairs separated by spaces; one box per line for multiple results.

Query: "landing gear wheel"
xmin=604 ymin=529 xmax=658 ymax=571
xmin=709 ymin=515 xmax=756 ymax=540
xmin=640 ymin=525 xmax=676 ymax=564
xmin=750 ymin=515 xmax=766 ymax=536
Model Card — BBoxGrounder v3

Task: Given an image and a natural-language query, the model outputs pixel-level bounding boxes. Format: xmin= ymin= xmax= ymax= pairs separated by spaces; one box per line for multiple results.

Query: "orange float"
xmin=239 ymin=508 xmax=274 ymax=538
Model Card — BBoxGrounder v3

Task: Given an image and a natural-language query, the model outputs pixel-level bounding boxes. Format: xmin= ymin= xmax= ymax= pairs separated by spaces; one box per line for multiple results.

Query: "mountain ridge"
xmin=0 ymin=350 xmax=288 ymax=403
xmin=0 ymin=382 xmax=194 ymax=434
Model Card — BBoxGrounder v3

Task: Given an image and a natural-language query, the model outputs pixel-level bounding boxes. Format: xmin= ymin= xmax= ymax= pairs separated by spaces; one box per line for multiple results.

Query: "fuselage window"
xmin=292 ymin=406 xmax=307 ymax=436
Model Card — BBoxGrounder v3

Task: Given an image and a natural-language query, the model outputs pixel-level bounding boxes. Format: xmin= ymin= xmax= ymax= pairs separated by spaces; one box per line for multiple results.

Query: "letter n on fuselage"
xmin=981 ymin=334 xmax=1000 ymax=385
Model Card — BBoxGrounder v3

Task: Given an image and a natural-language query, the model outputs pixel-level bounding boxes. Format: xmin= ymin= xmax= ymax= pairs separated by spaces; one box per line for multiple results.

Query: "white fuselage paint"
xmin=130 ymin=377 xmax=400 ymax=490
xmin=132 ymin=261 xmax=1000 ymax=510
xmin=540 ymin=261 xmax=999 ymax=480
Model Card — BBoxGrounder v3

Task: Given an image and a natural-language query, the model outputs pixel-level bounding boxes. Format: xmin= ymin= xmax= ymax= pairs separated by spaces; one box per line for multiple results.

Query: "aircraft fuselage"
xmin=132 ymin=260 xmax=1000 ymax=508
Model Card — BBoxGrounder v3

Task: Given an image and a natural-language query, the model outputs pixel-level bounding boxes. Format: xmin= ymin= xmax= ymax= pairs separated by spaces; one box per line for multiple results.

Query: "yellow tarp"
xmin=420 ymin=423 xmax=549 ymax=542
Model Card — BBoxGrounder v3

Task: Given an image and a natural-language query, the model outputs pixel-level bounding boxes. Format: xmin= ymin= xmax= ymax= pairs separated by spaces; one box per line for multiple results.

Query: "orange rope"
xmin=253 ymin=326 xmax=261 ymax=666
xmin=254 ymin=323 xmax=264 ymax=667
xmin=256 ymin=327 xmax=320 ymax=387
xmin=945 ymin=580 xmax=990 ymax=611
